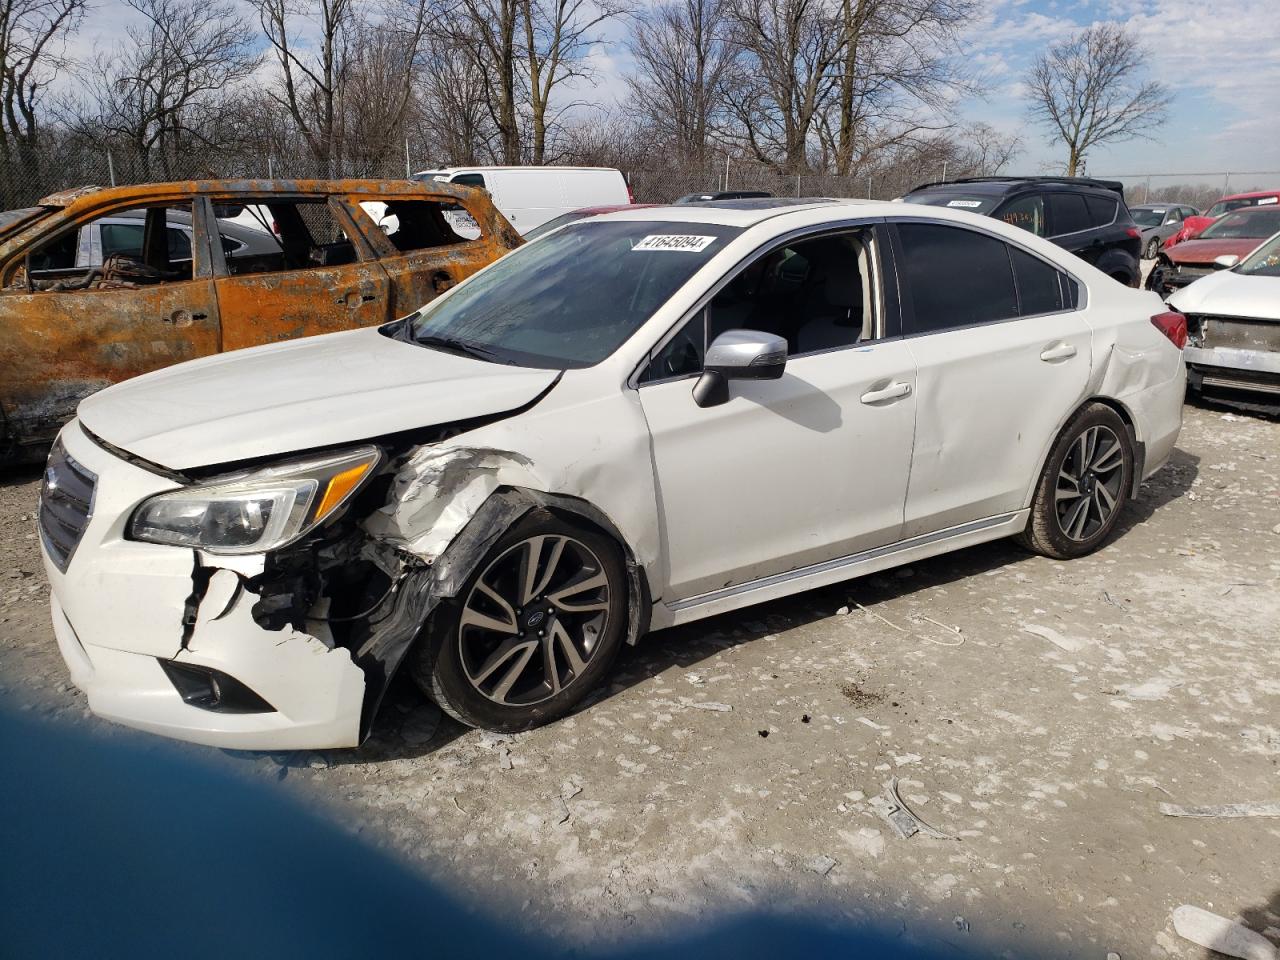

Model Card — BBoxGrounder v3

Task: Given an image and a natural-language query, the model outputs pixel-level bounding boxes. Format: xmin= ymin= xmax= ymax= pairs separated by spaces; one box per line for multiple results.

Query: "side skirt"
xmin=657 ymin=510 xmax=1030 ymax=627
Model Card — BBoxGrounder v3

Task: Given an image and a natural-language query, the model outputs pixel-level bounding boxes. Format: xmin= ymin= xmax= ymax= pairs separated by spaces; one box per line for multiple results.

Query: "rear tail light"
xmin=626 ymin=182 xmax=636 ymax=205
xmin=1151 ymin=310 xmax=1187 ymax=349
xmin=1125 ymin=227 xmax=1141 ymax=239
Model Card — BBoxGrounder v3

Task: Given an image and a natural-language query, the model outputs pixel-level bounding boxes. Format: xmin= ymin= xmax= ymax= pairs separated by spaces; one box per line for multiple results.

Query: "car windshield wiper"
xmin=412 ymin=332 xmax=510 ymax=364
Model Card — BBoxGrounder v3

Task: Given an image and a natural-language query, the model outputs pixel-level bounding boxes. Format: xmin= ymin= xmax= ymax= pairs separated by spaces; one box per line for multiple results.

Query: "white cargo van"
xmin=410 ymin=166 xmax=631 ymax=234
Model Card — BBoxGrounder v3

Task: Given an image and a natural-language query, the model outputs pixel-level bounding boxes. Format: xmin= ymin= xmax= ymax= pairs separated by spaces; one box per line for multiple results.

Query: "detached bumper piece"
xmin=158 ymin=660 xmax=275 ymax=714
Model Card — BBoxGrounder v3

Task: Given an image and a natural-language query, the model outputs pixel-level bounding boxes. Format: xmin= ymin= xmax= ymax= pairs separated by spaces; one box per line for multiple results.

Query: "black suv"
xmin=902 ymin=177 xmax=1143 ymax=286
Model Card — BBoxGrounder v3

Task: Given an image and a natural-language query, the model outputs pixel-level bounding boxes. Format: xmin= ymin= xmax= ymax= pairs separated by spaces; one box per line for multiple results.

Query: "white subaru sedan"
xmin=39 ymin=199 xmax=1187 ymax=749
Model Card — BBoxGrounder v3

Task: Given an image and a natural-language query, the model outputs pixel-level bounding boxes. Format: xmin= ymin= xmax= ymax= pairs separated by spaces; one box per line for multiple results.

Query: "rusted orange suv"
xmin=0 ymin=179 xmax=522 ymax=462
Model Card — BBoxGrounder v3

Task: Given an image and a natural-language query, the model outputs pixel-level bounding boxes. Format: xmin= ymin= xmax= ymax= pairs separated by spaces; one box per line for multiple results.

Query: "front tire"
xmin=1144 ymin=237 xmax=1159 ymax=260
xmin=1018 ymin=403 xmax=1134 ymax=560
xmin=412 ymin=509 xmax=628 ymax=732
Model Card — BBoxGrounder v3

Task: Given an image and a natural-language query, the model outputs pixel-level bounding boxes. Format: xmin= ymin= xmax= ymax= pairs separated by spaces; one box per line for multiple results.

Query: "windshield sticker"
xmin=946 ymin=200 xmax=983 ymax=208
xmin=1259 ymin=197 xmax=1278 ymax=205
xmin=633 ymin=234 xmax=717 ymax=252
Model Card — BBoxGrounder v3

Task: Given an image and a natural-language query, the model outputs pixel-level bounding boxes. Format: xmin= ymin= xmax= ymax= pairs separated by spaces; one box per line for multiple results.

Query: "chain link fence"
xmin=3 ymin=141 xmax=1278 ymax=212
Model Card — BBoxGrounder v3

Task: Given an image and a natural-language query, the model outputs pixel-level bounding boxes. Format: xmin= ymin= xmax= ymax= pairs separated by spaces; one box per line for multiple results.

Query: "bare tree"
xmin=523 ymin=0 xmax=628 ymax=164
xmin=448 ymin=0 xmax=522 ymax=163
xmin=0 ymin=0 xmax=85 ymax=202
xmin=73 ymin=0 xmax=258 ymax=179
xmin=723 ymin=0 xmax=842 ymax=171
xmin=411 ymin=33 xmax=499 ymax=165
xmin=255 ymin=0 xmax=430 ymax=176
xmin=627 ymin=0 xmax=736 ymax=163
xmin=1025 ymin=23 xmax=1171 ymax=176
xmin=828 ymin=0 xmax=975 ymax=175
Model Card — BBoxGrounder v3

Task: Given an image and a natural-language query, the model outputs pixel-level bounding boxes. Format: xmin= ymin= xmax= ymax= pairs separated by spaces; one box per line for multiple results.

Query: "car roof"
xmin=569 ymin=203 xmax=658 ymax=216
xmin=908 ymin=176 xmax=1125 ymax=197
xmin=589 ymin=198 xmax=885 ymax=228
xmin=413 ymin=166 xmax=621 ymax=175
xmin=1217 ymin=189 xmax=1280 ymax=201
xmin=35 ymin=179 xmax=479 ymax=211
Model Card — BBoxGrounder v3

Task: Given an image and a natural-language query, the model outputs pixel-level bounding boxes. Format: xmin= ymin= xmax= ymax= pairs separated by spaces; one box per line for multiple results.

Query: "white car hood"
xmin=77 ymin=327 xmax=560 ymax=470
xmin=1168 ymin=270 xmax=1280 ymax=321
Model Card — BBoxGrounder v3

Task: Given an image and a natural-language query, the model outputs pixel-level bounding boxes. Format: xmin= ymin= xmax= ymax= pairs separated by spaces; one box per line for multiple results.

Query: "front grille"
xmin=39 ymin=439 xmax=97 ymax=573
xmin=1171 ymin=264 xmax=1213 ymax=286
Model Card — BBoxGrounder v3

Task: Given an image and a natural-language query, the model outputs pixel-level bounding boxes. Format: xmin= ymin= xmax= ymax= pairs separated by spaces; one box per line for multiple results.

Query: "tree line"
xmin=0 ymin=0 xmax=1170 ymax=206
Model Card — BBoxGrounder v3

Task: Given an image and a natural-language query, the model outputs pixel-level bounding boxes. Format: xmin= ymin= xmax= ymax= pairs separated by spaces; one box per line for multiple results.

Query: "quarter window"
xmin=895 ymin=223 xmax=1018 ymax=334
xmin=1047 ymin=194 xmax=1090 ymax=236
xmin=1010 ymin=247 xmax=1065 ymax=316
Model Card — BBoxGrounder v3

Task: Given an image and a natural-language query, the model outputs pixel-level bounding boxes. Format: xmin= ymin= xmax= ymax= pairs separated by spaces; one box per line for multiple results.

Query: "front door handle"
xmin=860 ymin=381 xmax=912 ymax=405
xmin=1040 ymin=342 xmax=1078 ymax=362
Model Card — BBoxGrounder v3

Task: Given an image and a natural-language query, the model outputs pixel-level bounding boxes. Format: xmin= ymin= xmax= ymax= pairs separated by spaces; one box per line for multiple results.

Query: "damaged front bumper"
xmin=41 ymin=424 xmax=370 ymax=749
xmin=40 ymin=420 xmax=644 ymax=750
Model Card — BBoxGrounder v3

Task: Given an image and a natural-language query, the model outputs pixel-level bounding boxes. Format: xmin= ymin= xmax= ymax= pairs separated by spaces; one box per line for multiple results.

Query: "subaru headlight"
xmin=130 ymin=447 xmax=381 ymax=554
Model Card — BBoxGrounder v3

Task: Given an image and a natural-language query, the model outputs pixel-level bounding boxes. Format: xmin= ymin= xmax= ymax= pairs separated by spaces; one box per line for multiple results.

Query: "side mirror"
xmin=1213 ymin=254 xmax=1239 ymax=269
xmin=692 ymin=330 xmax=787 ymax=408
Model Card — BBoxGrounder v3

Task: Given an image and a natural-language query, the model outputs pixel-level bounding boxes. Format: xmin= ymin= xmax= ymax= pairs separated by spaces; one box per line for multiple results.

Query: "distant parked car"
xmin=411 ymin=166 xmax=632 ymax=235
xmin=0 ymin=179 xmax=521 ymax=462
xmin=902 ymin=176 xmax=1143 ymax=286
xmin=1166 ymin=230 xmax=1280 ymax=409
xmin=1129 ymin=203 xmax=1199 ymax=259
xmin=1163 ymin=190 xmax=1280 ymax=250
xmin=674 ymin=191 xmax=773 ymax=203
xmin=1146 ymin=206 xmax=1280 ymax=296
xmin=522 ymin=204 xmax=659 ymax=242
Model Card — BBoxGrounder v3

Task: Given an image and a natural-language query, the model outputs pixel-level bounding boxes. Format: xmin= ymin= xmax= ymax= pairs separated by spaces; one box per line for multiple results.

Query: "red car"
xmin=1147 ymin=205 xmax=1280 ymax=295
xmin=1163 ymin=189 xmax=1280 ymax=249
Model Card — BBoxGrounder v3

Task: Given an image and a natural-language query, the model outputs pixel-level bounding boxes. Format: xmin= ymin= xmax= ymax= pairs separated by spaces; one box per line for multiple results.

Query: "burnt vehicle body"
xmin=0 ymin=179 xmax=521 ymax=462
xmin=902 ymin=176 xmax=1143 ymax=287
xmin=1145 ymin=206 xmax=1280 ymax=297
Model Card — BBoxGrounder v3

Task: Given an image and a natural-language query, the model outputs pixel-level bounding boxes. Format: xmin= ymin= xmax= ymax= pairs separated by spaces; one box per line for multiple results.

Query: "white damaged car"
xmin=39 ymin=199 xmax=1187 ymax=749
xmin=1167 ymin=230 xmax=1280 ymax=410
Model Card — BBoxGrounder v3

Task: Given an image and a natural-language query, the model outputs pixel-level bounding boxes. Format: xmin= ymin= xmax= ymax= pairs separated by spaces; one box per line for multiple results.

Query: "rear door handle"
xmin=860 ymin=381 xmax=912 ymax=404
xmin=1040 ymin=342 xmax=1077 ymax=362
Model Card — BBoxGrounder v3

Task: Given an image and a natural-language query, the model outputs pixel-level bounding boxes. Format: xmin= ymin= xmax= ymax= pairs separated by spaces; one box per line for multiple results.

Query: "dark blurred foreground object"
xmin=1 ymin=709 xmax=961 ymax=958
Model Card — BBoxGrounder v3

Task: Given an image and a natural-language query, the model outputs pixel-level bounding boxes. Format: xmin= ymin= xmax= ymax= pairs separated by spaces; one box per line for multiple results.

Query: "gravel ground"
xmin=2 ymin=399 xmax=1279 ymax=957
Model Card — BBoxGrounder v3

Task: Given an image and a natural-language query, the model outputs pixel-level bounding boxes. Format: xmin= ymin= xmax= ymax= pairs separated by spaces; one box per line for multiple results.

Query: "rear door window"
xmin=997 ymin=194 xmax=1046 ymax=236
xmin=895 ymin=222 xmax=1018 ymax=334
xmin=359 ymin=198 xmax=480 ymax=252
xmin=1048 ymin=194 xmax=1091 ymax=236
xmin=1085 ymin=195 xmax=1118 ymax=227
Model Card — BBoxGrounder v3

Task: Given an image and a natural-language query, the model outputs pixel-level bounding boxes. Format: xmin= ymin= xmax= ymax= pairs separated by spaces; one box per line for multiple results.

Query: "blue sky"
xmin=69 ymin=0 xmax=1280 ymax=183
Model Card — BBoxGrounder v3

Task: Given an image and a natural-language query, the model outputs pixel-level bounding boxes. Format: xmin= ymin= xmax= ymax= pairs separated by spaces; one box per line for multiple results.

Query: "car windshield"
xmin=1204 ymin=198 xmax=1267 ymax=217
xmin=902 ymin=192 xmax=1000 ymax=214
xmin=522 ymin=210 xmax=587 ymax=242
xmin=1199 ymin=207 xmax=1280 ymax=239
xmin=1236 ymin=232 xmax=1280 ymax=277
xmin=1130 ymin=208 xmax=1165 ymax=226
xmin=404 ymin=220 xmax=740 ymax=368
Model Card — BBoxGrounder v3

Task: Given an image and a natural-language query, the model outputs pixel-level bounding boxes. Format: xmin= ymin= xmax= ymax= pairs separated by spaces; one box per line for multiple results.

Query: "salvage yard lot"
xmin=2 ymin=401 xmax=1278 ymax=957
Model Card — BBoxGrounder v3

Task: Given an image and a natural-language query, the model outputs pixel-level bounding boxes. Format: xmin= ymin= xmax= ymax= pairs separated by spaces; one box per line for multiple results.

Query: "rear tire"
xmin=411 ymin=509 xmax=628 ymax=732
xmin=1017 ymin=403 xmax=1134 ymax=560
xmin=1144 ymin=237 xmax=1159 ymax=260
